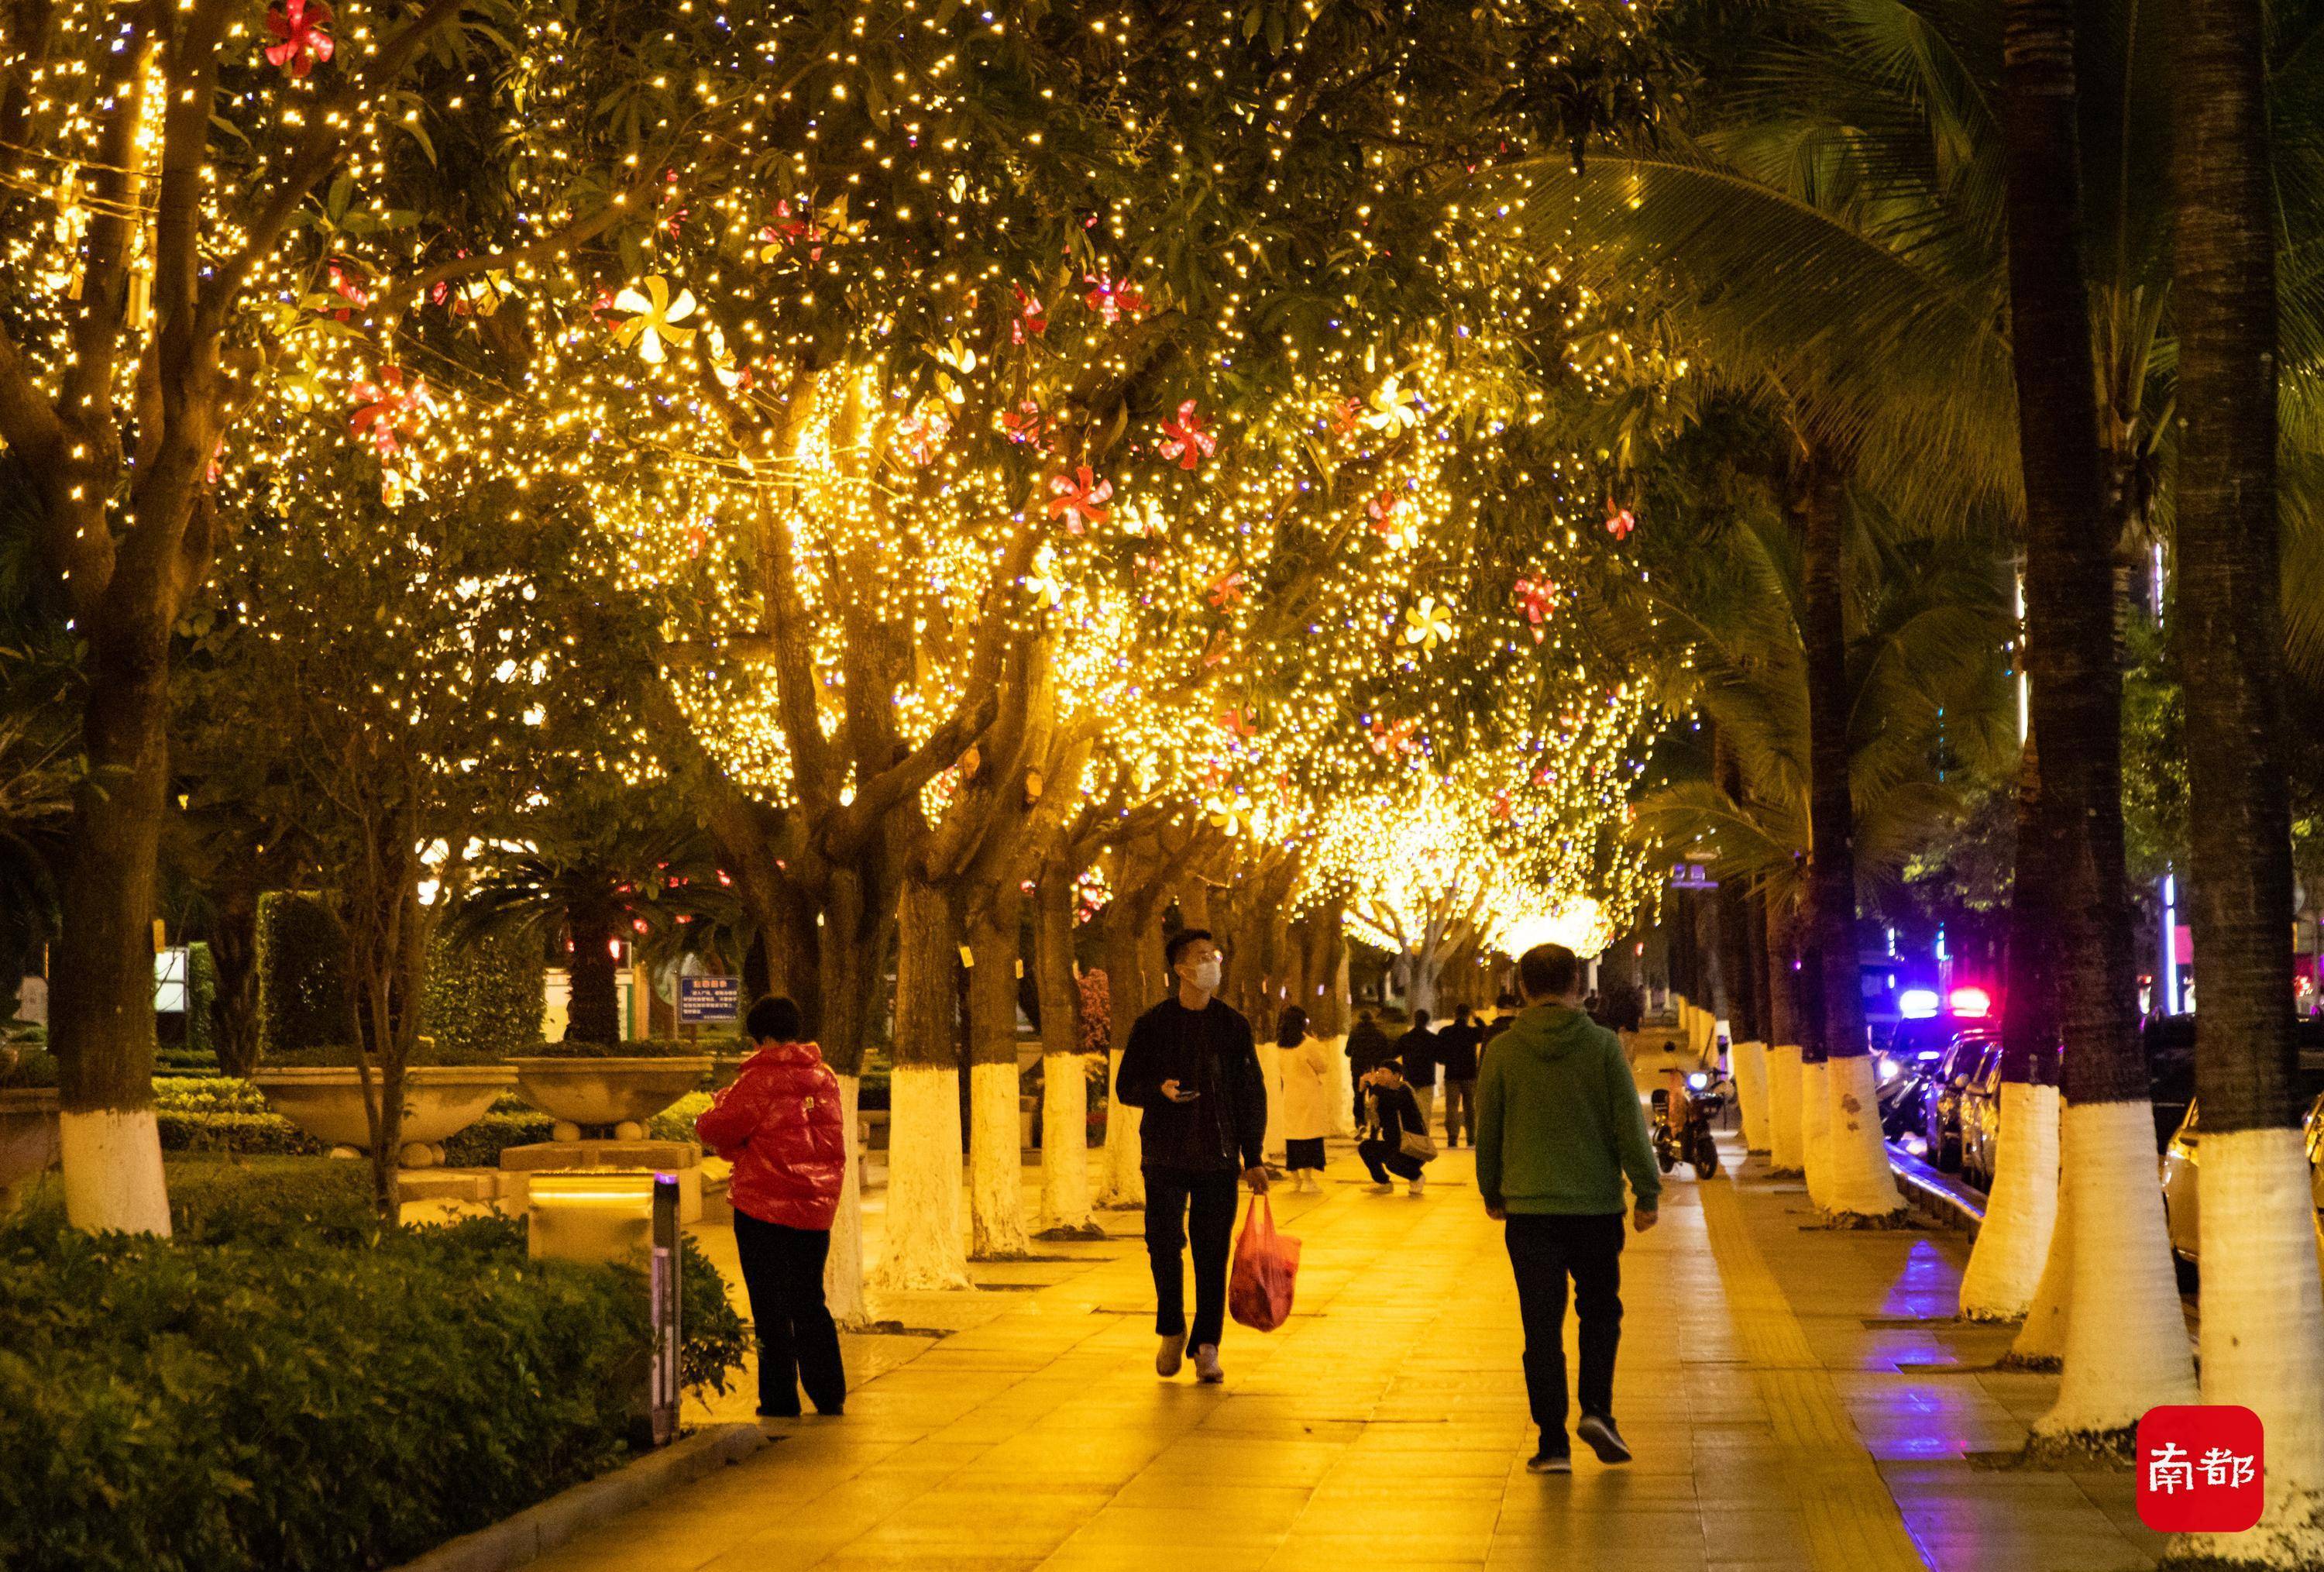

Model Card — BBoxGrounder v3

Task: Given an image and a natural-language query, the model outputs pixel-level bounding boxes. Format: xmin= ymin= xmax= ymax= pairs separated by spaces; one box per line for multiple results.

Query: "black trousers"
xmin=1442 ymin=1078 xmax=1477 ymax=1146
xmin=1504 ymin=1213 xmax=1626 ymax=1434
xmin=1284 ymin=1136 xmax=1326 ymax=1172
xmin=1144 ymin=1166 xmax=1239 ymax=1348
xmin=733 ymin=1212 xmax=847 ymax=1415
xmin=1358 ymin=1138 xmax=1422 ymax=1182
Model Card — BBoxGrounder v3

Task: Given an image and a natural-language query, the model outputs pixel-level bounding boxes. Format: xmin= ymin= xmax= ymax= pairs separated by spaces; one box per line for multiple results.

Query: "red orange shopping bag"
xmin=1228 ymin=1194 xmax=1301 ymax=1332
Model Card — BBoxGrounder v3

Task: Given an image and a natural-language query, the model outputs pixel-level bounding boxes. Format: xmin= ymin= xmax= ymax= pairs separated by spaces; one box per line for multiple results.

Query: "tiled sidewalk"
xmin=531 ymin=1141 xmax=2162 ymax=1572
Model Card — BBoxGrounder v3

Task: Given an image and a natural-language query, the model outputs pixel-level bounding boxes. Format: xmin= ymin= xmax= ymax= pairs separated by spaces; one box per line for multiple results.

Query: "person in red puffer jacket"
xmin=696 ymin=995 xmax=848 ymax=1419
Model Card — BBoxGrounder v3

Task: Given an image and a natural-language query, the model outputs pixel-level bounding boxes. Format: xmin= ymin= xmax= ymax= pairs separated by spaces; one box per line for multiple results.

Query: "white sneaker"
xmin=1156 ymin=1333 xmax=1186 ymax=1378
xmin=1367 ymin=1181 xmax=1394 ymax=1194
xmin=1408 ymin=1177 xmax=1427 ymax=1196
xmin=1192 ymin=1344 xmax=1225 ymax=1383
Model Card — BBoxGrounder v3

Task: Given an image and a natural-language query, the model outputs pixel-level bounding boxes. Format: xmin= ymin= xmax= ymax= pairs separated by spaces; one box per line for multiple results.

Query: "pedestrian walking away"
xmin=1397 ymin=1009 xmax=1439 ymax=1130
xmin=694 ymin=993 xmax=850 ymax=1420
xmin=1277 ymin=1005 xmax=1334 ymax=1192
xmin=1477 ymin=944 xmax=1660 ymax=1474
xmin=1344 ymin=1008 xmax=1395 ymax=1123
xmin=1116 ymin=928 xmax=1270 ymax=1384
xmin=1356 ymin=1061 xmax=1433 ymax=1195
xmin=1437 ymin=1003 xmax=1483 ymax=1147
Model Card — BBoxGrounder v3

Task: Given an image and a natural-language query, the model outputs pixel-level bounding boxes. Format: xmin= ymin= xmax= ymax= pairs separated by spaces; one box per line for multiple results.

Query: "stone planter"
xmin=250 ymin=1066 xmax=517 ymax=1168
xmin=0 ymin=1088 xmax=60 ymax=1213
xmin=506 ymin=1057 xmax=713 ymax=1141
xmin=711 ymin=1054 xmax=746 ymax=1092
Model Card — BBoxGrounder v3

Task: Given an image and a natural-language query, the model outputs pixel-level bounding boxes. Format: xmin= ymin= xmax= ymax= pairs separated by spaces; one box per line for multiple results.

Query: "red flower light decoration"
xmin=1207 ymin=570 xmax=1246 ymax=609
xmin=1329 ymin=396 xmax=1363 ymax=438
xmin=1012 ymin=285 xmax=1047 ymax=342
xmin=1082 ymin=272 xmax=1147 ymax=325
xmin=1604 ymin=500 xmax=1636 ymax=540
xmin=1366 ymin=488 xmax=1404 ymax=533
xmin=1001 ymin=399 xmax=1048 ymax=448
xmin=1215 ymin=707 xmax=1258 ymax=738
xmin=264 ymin=0 xmax=334 ymax=77
xmin=1491 ymin=789 xmax=1514 ymax=821
xmin=1157 ymin=400 xmax=1215 ymax=470
xmin=346 ymin=366 xmax=430 ymax=455
xmin=1367 ymin=717 xmax=1418 ymax=757
xmin=1513 ymin=576 xmax=1557 ymax=643
xmin=1046 ymin=465 xmax=1112 ymax=533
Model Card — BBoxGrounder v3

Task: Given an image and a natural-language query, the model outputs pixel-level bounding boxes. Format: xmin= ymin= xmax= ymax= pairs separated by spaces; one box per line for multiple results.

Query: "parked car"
xmin=1958 ymin=1040 xmax=2009 ymax=1191
xmin=1921 ymin=1026 xmax=1999 ymax=1173
xmin=1875 ymin=1013 xmax=1986 ymax=1154
xmin=2159 ymin=1024 xmax=2324 ymax=1262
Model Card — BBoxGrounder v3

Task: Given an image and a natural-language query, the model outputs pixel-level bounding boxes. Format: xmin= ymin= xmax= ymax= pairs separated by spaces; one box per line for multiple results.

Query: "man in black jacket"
xmin=1116 ymin=928 xmax=1268 ymax=1384
xmin=1345 ymin=1009 xmax=1396 ymax=1123
xmin=1436 ymin=1003 xmax=1484 ymax=1147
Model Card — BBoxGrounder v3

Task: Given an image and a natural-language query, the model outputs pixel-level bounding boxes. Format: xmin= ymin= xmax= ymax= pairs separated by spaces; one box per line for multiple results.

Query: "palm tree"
xmin=447 ymin=817 xmax=741 ymax=1047
xmin=2171 ymin=0 xmax=2324 ymax=1555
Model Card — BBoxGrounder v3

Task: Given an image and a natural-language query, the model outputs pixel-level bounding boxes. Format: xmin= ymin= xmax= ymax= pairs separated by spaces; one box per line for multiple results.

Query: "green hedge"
xmin=421 ymin=928 xmax=543 ymax=1061
xmin=0 ymin=1157 xmax=746 ymax=1572
xmin=255 ymin=893 xmax=345 ymax=1059
xmin=441 ymin=1111 xmax=556 ymax=1167
xmin=0 ymin=1049 xmax=58 ymax=1089
xmin=516 ymin=1038 xmax=713 ymax=1060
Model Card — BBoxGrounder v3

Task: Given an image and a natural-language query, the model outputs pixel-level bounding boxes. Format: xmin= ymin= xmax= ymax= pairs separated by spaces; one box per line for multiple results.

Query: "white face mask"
xmin=1191 ymin=957 xmax=1222 ymax=993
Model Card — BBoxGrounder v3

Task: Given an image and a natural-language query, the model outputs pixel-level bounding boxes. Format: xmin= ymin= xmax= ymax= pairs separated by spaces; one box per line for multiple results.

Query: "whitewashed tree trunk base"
xmin=1037 ymin=1054 xmax=1100 ymax=1237
xmin=1800 ymin=1059 xmax=1833 ymax=1209
xmin=1257 ymin=1042 xmax=1285 ymax=1162
xmin=1095 ymin=1049 xmax=1144 ymax=1209
xmin=2031 ymin=1099 xmax=2195 ymax=1454
xmin=1767 ymin=1045 xmax=1805 ymax=1175
xmin=1733 ymin=1041 xmax=1772 ymax=1154
xmin=60 ymin=1108 xmax=172 ymax=1236
xmin=1959 ymin=1082 xmax=2059 ymax=1322
xmin=1329 ymin=1035 xmax=1356 ymax=1137
xmin=968 ymin=1060 xmax=1030 ymax=1261
xmin=2176 ymin=1125 xmax=2324 ymax=1567
xmin=870 ymin=1066 xmax=971 ymax=1292
xmin=824 ymin=1076 xmax=871 ymax=1328
xmin=1821 ymin=1055 xmax=1903 ymax=1222
xmin=2005 ymin=1132 xmax=2073 ymax=1371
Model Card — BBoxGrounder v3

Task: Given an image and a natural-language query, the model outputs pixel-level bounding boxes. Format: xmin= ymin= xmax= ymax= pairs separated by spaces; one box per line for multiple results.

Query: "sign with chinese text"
xmin=2137 ymin=1405 xmax=2264 ymax=1532
xmin=677 ymin=975 xmax=740 ymax=1025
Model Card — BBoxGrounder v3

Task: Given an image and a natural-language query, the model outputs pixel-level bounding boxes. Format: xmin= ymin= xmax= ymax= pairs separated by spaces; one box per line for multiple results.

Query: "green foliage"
xmin=439 ymin=1111 xmax=556 ymax=1167
xmin=0 ymin=1048 xmax=58 ymax=1089
xmin=260 ymin=1042 xmax=511 ymax=1068
xmin=184 ymin=942 xmax=218 ymax=1061
xmin=0 ymin=1155 xmax=747 ymax=1570
xmin=645 ymin=1091 xmax=712 ymax=1144
xmin=419 ymin=927 xmax=544 ymax=1060
xmin=516 ymin=1038 xmax=713 ymax=1061
xmin=254 ymin=893 xmax=345 ymax=1059
xmin=157 ymin=1111 xmax=321 ymax=1158
xmin=153 ymin=1076 xmax=268 ymax=1115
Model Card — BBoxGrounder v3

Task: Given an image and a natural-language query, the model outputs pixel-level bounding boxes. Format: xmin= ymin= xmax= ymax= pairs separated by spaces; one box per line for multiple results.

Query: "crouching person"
xmin=696 ymin=994 xmax=849 ymax=1419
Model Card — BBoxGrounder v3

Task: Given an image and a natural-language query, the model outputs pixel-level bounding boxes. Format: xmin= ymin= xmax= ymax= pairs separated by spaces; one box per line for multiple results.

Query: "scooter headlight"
xmin=1686 ymin=1072 xmax=1709 ymax=1091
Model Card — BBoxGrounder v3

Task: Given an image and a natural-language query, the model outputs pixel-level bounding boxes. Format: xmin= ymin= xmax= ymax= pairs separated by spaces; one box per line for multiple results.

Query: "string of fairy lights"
xmin=1 ymin=0 xmax=1676 ymax=963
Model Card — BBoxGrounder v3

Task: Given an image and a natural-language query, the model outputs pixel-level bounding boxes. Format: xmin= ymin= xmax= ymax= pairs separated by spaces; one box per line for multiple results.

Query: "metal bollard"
xmin=648 ymin=1171 xmax=681 ymax=1448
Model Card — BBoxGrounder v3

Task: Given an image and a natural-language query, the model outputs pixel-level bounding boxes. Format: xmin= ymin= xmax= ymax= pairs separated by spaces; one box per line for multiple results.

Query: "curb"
xmin=390 ymin=1423 xmax=768 ymax=1572
xmin=1887 ymin=1144 xmax=1986 ymax=1238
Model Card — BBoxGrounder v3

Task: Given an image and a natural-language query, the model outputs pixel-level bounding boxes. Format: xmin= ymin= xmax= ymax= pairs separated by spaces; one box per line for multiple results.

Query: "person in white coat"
xmin=1277 ymin=1006 xmax=1334 ymax=1192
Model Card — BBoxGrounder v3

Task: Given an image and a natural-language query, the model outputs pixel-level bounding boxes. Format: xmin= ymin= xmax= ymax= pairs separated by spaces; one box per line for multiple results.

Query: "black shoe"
xmin=1576 ymin=1412 xmax=1631 ymax=1464
xmin=756 ymin=1406 xmax=801 ymax=1419
xmin=1527 ymin=1443 xmax=1572 ymax=1474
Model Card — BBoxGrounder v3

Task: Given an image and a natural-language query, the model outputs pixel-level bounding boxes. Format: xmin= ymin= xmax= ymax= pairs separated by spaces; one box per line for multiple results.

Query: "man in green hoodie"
xmin=1477 ymin=942 xmax=1661 ymax=1475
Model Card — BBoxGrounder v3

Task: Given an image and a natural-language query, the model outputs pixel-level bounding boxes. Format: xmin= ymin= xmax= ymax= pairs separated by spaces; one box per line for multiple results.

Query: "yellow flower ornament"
xmin=610 ymin=276 xmax=698 ymax=364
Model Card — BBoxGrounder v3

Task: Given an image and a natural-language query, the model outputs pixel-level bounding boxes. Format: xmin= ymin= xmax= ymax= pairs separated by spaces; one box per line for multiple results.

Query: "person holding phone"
xmin=1116 ymin=928 xmax=1268 ymax=1384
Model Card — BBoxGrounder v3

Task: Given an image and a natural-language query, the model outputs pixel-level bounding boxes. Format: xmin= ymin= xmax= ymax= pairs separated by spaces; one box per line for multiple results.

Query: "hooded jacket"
xmin=1116 ymin=996 xmax=1267 ymax=1172
xmin=1476 ymin=1003 xmax=1661 ymax=1216
xmin=696 ymin=1041 xmax=847 ymax=1230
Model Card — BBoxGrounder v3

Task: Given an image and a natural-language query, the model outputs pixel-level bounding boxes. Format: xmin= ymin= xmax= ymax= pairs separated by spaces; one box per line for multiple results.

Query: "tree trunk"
xmin=1763 ymin=890 xmax=1806 ymax=1175
xmin=208 ymin=884 xmax=263 ymax=1078
xmin=964 ymin=908 xmax=1030 ymax=1260
xmin=2172 ymin=2 xmax=2324 ymax=1550
xmin=1095 ymin=899 xmax=1156 ymax=1209
xmin=51 ymin=638 xmax=172 ymax=1235
xmin=871 ymin=871 xmax=970 ymax=1291
xmin=564 ymin=903 xmax=623 ymax=1047
xmin=1033 ymin=867 xmax=1099 ymax=1237
xmin=1961 ymin=735 xmax=2063 ymax=1319
xmin=1999 ymin=0 xmax=2195 ymax=1445
xmin=1797 ymin=456 xmax=1899 ymax=1220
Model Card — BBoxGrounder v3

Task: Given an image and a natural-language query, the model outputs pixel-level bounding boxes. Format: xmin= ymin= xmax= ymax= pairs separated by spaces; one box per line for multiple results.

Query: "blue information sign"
xmin=678 ymin=975 xmax=740 ymax=1024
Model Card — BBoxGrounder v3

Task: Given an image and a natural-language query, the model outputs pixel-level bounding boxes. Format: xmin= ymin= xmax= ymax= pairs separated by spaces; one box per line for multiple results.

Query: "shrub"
xmin=645 ymin=1091 xmax=713 ymax=1144
xmin=154 ymin=1076 xmax=268 ymax=1116
xmin=260 ymin=1042 xmax=511 ymax=1068
xmin=420 ymin=928 xmax=543 ymax=1061
xmin=0 ymin=1156 xmax=747 ymax=1572
xmin=514 ymin=1038 xmax=713 ymax=1060
xmin=255 ymin=893 xmax=344 ymax=1058
xmin=157 ymin=1111 xmax=321 ymax=1158
xmin=439 ymin=1110 xmax=555 ymax=1167
xmin=0 ymin=1049 xmax=59 ymax=1089
xmin=184 ymin=941 xmax=218 ymax=1061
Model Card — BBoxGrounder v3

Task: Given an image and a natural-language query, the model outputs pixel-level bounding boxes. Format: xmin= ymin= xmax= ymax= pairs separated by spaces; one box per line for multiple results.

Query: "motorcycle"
xmin=1651 ymin=1071 xmax=1725 ymax=1180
